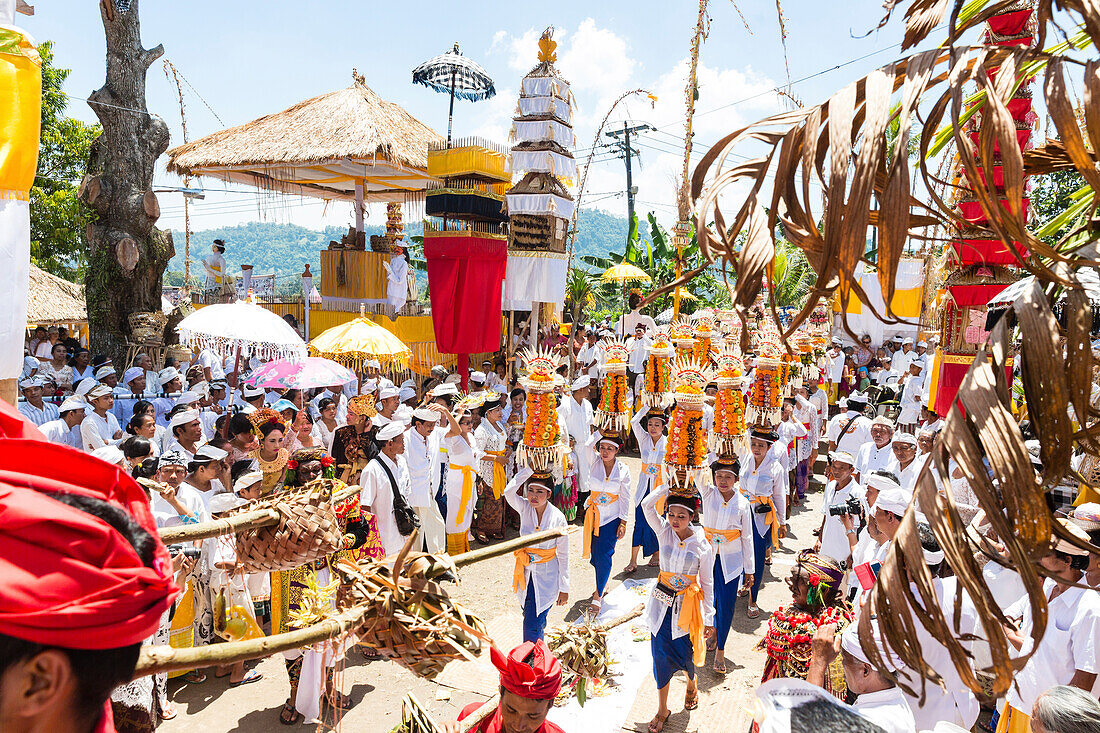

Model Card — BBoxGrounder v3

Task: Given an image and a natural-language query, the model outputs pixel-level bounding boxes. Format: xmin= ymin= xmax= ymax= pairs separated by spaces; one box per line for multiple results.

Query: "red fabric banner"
xmin=967 ymin=129 xmax=1032 ymax=156
xmin=957 ymin=197 xmax=1030 ymax=224
xmin=934 ymin=355 xmax=1014 ymax=417
xmin=424 ymin=234 xmax=507 ymax=354
xmin=946 ymin=282 xmax=1013 ymax=307
xmin=987 ymin=9 xmax=1033 ymax=35
xmin=949 ymin=238 xmax=1029 ymax=265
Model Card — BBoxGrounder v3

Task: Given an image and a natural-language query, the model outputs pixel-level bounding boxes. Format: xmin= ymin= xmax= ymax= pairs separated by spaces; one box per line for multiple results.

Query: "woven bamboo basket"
xmin=128 ymin=311 xmax=168 ymax=344
xmin=231 ymin=479 xmax=343 ymax=573
xmin=335 ymin=550 xmax=487 ymax=679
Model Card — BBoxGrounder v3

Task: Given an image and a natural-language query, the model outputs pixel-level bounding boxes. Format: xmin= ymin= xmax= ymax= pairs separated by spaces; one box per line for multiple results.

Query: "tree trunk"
xmin=80 ymin=0 xmax=173 ymax=367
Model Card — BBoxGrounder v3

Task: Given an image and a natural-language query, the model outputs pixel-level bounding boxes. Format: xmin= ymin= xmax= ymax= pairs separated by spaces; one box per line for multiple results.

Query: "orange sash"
xmin=453 ymin=464 xmax=476 ymax=525
xmin=484 ymin=449 xmax=507 ymax=499
xmin=512 ymin=547 xmax=557 ymax=593
xmin=703 ymin=527 xmax=741 ymax=547
xmin=656 ymin=571 xmax=706 ymax=668
xmin=643 ymin=462 xmax=666 ymax=514
xmin=582 ymin=491 xmax=617 ymax=559
xmin=751 ymin=495 xmax=780 ymax=545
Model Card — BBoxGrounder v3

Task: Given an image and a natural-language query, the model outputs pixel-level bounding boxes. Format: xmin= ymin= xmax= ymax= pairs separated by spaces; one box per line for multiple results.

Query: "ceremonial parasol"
xmin=412 ymin=43 xmax=496 ymax=146
xmin=241 ymin=357 xmax=357 ymax=391
xmin=601 ymin=262 xmax=652 ymax=337
xmin=176 ymin=300 xmax=306 ymax=361
xmin=309 ymin=315 xmax=413 ymax=372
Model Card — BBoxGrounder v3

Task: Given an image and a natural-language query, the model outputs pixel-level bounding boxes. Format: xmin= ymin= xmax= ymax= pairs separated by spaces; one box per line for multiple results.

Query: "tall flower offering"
xmin=711 ymin=346 xmax=747 ymax=458
xmin=641 ymin=330 xmax=675 ymax=408
xmin=692 ymin=314 xmax=718 ymax=366
xmin=595 ymin=339 xmax=631 ymax=433
xmin=747 ymin=339 xmax=783 ymax=427
xmin=518 ymin=348 xmax=565 ymax=474
xmin=663 ymin=357 xmax=713 ymax=490
xmin=670 ymin=319 xmax=696 ymax=361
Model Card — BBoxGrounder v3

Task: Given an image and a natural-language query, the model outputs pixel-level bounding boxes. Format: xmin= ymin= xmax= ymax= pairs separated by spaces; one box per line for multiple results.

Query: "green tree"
xmin=30 ymin=41 xmax=100 ymax=280
xmin=1031 ymin=169 xmax=1089 ymax=247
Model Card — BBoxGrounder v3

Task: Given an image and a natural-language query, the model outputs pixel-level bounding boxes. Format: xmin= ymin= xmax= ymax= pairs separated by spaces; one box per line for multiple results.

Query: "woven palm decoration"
xmin=595 ymin=338 xmax=631 ymax=433
xmin=231 ymin=479 xmax=343 ymax=573
xmin=663 ymin=356 xmax=714 ymax=490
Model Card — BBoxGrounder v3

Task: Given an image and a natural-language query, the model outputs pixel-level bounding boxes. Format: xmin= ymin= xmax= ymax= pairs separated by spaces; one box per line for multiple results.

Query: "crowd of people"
xmin=6 ymin=318 xmax=1100 ymax=733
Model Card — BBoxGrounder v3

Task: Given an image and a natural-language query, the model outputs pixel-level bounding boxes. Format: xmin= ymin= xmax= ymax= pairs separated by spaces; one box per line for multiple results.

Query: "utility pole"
xmin=605 ymin=122 xmax=652 ymax=231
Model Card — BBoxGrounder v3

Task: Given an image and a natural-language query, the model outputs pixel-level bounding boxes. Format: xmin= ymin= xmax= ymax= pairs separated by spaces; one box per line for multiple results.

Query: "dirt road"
xmin=160 ymin=456 xmax=825 ymax=732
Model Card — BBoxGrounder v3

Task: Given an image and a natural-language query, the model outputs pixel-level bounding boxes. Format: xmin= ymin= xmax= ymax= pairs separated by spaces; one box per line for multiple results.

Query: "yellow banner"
xmin=0 ymin=27 xmax=42 ymax=195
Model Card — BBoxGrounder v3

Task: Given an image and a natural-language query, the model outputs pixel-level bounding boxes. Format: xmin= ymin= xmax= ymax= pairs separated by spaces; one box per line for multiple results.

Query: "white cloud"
xmin=558 ymin=19 xmax=636 ymax=101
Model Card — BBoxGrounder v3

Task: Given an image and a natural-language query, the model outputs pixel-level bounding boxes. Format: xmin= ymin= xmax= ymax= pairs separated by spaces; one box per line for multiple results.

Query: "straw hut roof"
xmin=27 ymin=264 xmax=87 ymax=325
xmin=165 ymin=75 xmax=444 ymax=202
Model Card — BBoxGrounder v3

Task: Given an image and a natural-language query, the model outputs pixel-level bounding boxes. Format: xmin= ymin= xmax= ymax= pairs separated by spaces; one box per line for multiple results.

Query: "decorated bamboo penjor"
xmin=710 ymin=346 xmax=747 ymax=458
xmin=663 ymin=356 xmax=713 ymax=489
xmin=594 ymin=339 xmax=631 ymax=433
xmin=746 ymin=339 xmax=783 ymax=427
xmin=517 ymin=348 xmax=565 ymax=475
xmin=641 ymin=330 xmax=675 ymax=408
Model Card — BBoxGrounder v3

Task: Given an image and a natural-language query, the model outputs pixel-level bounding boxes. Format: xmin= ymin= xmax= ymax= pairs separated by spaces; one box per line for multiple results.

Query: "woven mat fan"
xmin=230 ymin=479 xmax=343 ymax=573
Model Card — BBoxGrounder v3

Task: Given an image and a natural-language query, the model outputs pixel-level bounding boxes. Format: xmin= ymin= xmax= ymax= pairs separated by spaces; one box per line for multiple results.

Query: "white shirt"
xmin=855 ymin=441 xmax=893 ymax=478
xmin=80 ymin=410 xmax=122 ymax=451
xmin=852 ymin=687 xmax=916 ymax=733
xmin=473 ymin=420 xmax=507 ymax=487
xmin=195 ymin=349 xmax=225 ymax=380
xmin=826 ymin=411 xmax=872 ymax=455
xmin=577 ymin=432 xmax=632 ymax=527
xmin=202 ymin=251 xmax=227 ymax=285
xmin=774 ymin=418 xmax=808 ymax=471
xmin=309 ymin=389 xmax=348 ymax=425
xmin=619 ymin=310 xmax=656 ymax=337
xmin=361 ymin=451 xmax=412 ymax=556
xmin=1005 ymin=577 xmax=1100 ymax=713
xmin=19 ymin=400 xmax=60 ymax=427
xmin=699 ymin=481 xmax=755 ymax=581
xmin=404 ymin=426 xmax=439 ymax=508
xmin=827 ymin=349 xmax=846 ymax=382
xmin=819 ymin=478 xmax=862 ymax=563
xmin=891 ymin=348 xmax=915 ymax=376
xmin=808 ymin=387 xmax=828 ymax=421
xmin=738 ymin=452 xmax=787 ymax=537
xmin=40 ymin=418 xmax=82 ymax=449
xmin=626 ymin=335 xmax=651 ymax=372
xmin=150 ymin=482 xmax=210 ymax=528
xmin=641 ymin=486 xmax=715 ymax=638
xmin=562 ymin=395 xmax=594 ymax=446
xmin=898 ymin=377 xmax=924 ymax=424
xmin=630 ymin=407 xmax=666 ymax=505
xmin=443 ymin=434 xmax=479 ymax=533
xmin=887 ymin=457 xmax=920 ymax=492
xmin=503 ymin=467 xmax=570 ymax=615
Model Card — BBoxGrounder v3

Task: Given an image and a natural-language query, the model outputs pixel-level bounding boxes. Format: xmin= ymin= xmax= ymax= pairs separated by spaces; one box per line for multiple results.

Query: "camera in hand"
xmin=168 ymin=544 xmax=202 ymax=559
xmin=828 ymin=496 xmax=862 ymax=517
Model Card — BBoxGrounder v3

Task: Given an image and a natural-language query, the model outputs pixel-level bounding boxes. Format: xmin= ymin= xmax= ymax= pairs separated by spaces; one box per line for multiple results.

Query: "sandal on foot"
xmin=706 ymin=636 xmax=717 ymax=652
xmin=279 ymin=700 xmax=302 ymax=725
xmin=589 ymin=597 xmax=602 ymax=616
xmin=161 ymin=704 xmax=178 ymax=721
xmin=737 ymin=586 xmax=750 ymax=598
xmin=712 ymin=659 xmax=727 ymax=674
xmin=624 ymin=562 xmax=638 ymax=574
xmin=746 ymin=603 xmax=761 ymax=619
xmin=684 ymin=689 xmax=699 ymax=711
xmin=183 ymin=670 xmax=206 ymax=684
xmin=649 ymin=711 xmax=671 ymax=733
xmin=647 ymin=557 xmax=661 ymax=567
xmin=229 ymin=669 xmax=263 ymax=687
xmin=325 ymin=690 xmax=353 ymax=710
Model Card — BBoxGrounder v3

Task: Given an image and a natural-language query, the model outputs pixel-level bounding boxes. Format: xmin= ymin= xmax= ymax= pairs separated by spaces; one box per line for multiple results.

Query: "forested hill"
xmin=166 ymin=208 xmax=632 ymax=289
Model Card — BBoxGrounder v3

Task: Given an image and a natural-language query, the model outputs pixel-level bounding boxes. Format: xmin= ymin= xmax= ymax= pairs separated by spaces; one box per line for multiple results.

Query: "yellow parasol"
xmin=674 ymin=287 xmax=697 ymax=302
xmin=601 ymin=262 xmax=651 ymax=284
xmin=308 ymin=316 xmax=412 ymax=371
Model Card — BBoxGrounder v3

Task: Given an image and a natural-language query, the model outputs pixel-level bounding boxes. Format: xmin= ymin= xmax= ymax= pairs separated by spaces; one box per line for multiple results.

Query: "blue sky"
xmin=27 ymin=0 xmax=922 ymax=238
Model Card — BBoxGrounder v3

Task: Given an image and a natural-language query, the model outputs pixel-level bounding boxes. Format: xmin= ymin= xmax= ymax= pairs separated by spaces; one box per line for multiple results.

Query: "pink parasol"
xmin=240 ymin=357 xmax=357 ymax=391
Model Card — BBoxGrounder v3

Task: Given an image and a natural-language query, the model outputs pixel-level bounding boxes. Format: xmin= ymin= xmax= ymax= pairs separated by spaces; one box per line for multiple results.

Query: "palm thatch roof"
xmin=27 ymin=264 xmax=86 ymax=324
xmin=165 ymin=76 xmax=444 ymax=202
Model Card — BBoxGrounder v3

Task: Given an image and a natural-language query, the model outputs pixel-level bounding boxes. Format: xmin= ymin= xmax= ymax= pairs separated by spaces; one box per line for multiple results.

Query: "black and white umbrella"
xmin=412 ymin=43 xmax=496 ymax=145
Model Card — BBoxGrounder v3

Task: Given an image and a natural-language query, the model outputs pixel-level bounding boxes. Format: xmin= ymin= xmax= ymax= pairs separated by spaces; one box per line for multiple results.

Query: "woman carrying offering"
xmin=503 ymin=467 xmax=569 ymax=642
xmin=438 ymin=400 xmax=480 ymax=555
xmin=701 ymin=454 xmax=755 ymax=674
xmin=578 ymin=429 xmax=631 ymax=615
xmin=642 ymin=483 xmax=715 ymax=733
xmin=626 ymin=406 xmax=667 ymax=573
xmin=473 ymin=393 xmax=510 ymax=542
xmin=739 ymin=427 xmax=788 ymax=618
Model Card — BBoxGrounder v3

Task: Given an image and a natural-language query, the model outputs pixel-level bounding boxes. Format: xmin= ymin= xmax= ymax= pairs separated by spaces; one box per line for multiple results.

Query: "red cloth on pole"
xmin=949 ymin=238 xmax=1028 ymax=265
xmin=946 ymin=282 xmax=1013 ymax=307
xmin=933 ymin=355 xmax=1014 ymax=417
xmin=424 ymin=234 xmax=507 ymax=354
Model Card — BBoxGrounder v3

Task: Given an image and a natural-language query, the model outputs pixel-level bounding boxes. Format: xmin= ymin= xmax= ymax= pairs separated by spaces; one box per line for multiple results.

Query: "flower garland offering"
xmin=670 ymin=318 xmax=696 ymax=361
xmin=692 ymin=315 xmax=719 ymax=365
xmin=663 ymin=356 xmax=713 ymax=489
xmin=595 ymin=339 xmax=631 ymax=432
xmin=711 ymin=346 xmax=747 ymax=457
xmin=518 ymin=348 xmax=565 ymax=474
xmin=748 ymin=339 xmax=784 ymax=426
xmin=641 ymin=332 xmax=675 ymax=408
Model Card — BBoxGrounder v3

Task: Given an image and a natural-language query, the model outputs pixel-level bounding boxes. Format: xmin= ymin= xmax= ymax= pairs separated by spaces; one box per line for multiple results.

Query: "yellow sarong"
xmin=167 ymin=578 xmax=196 ymax=679
xmin=751 ymin=495 xmax=780 ymax=545
xmin=582 ymin=491 xmax=618 ymax=559
xmin=703 ymin=527 xmax=741 ymax=547
xmin=485 ymin=450 xmax=507 ymax=499
xmin=995 ymin=704 xmax=1030 ymax=733
xmin=657 ymin=570 xmax=707 ymax=667
xmin=453 ymin=464 xmax=477 ymax=525
xmin=513 ymin=547 xmax=557 ymax=593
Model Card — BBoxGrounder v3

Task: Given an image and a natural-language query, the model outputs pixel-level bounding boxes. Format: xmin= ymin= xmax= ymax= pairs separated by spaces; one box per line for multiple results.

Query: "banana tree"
xmin=563 ymin=267 xmax=595 ymax=377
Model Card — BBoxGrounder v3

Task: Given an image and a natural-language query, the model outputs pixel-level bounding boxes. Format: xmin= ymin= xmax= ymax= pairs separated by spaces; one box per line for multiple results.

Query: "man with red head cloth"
xmin=444 ymin=640 xmax=565 ymax=733
xmin=0 ymin=401 xmax=178 ymax=733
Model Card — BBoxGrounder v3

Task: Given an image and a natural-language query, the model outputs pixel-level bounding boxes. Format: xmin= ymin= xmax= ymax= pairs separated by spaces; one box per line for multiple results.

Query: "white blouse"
xmin=577 ymin=432 xmax=632 ymax=527
xmin=738 ymin=451 xmax=787 ymax=537
xmin=443 ymin=434 xmax=479 ymax=533
xmin=698 ymin=481 xmax=756 ymax=580
xmin=630 ymin=406 xmax=666 ymax=506
xmin=473 ymin=420 xmax=507 ymax=486
xmin=641 ymin=486 xmax=716 ymax=638
xmin=504 ymin=467 xmax=570 ymax=615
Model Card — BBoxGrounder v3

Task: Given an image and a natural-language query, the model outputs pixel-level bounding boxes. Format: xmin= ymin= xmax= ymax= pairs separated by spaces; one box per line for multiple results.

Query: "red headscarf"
xmin=490 ymin=640 xmax=563 ymax=700
xmin=0 ymin=400 xmax=178 ymax=649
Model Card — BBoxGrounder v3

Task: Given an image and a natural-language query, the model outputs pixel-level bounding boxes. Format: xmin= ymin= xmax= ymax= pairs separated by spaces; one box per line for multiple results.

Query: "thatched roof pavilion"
xmin=165 ymin=75 xmax=444 ymax=205
xmin=26 ymin=264 xmax=86 ymax=325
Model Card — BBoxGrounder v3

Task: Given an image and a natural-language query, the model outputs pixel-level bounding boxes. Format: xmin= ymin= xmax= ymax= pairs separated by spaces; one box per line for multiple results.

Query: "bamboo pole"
xmin=132 ymin=528 xmax=569 ymax=678
xmin=157 ymin=484 xmax=362 ymax=544
xmin=460 ymin=695 xmax=501 ymax=733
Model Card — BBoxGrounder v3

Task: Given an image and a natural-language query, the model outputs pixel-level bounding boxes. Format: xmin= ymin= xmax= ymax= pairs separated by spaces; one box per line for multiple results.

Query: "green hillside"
xmin=167 ymin=208 xmax=635 ymax=295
